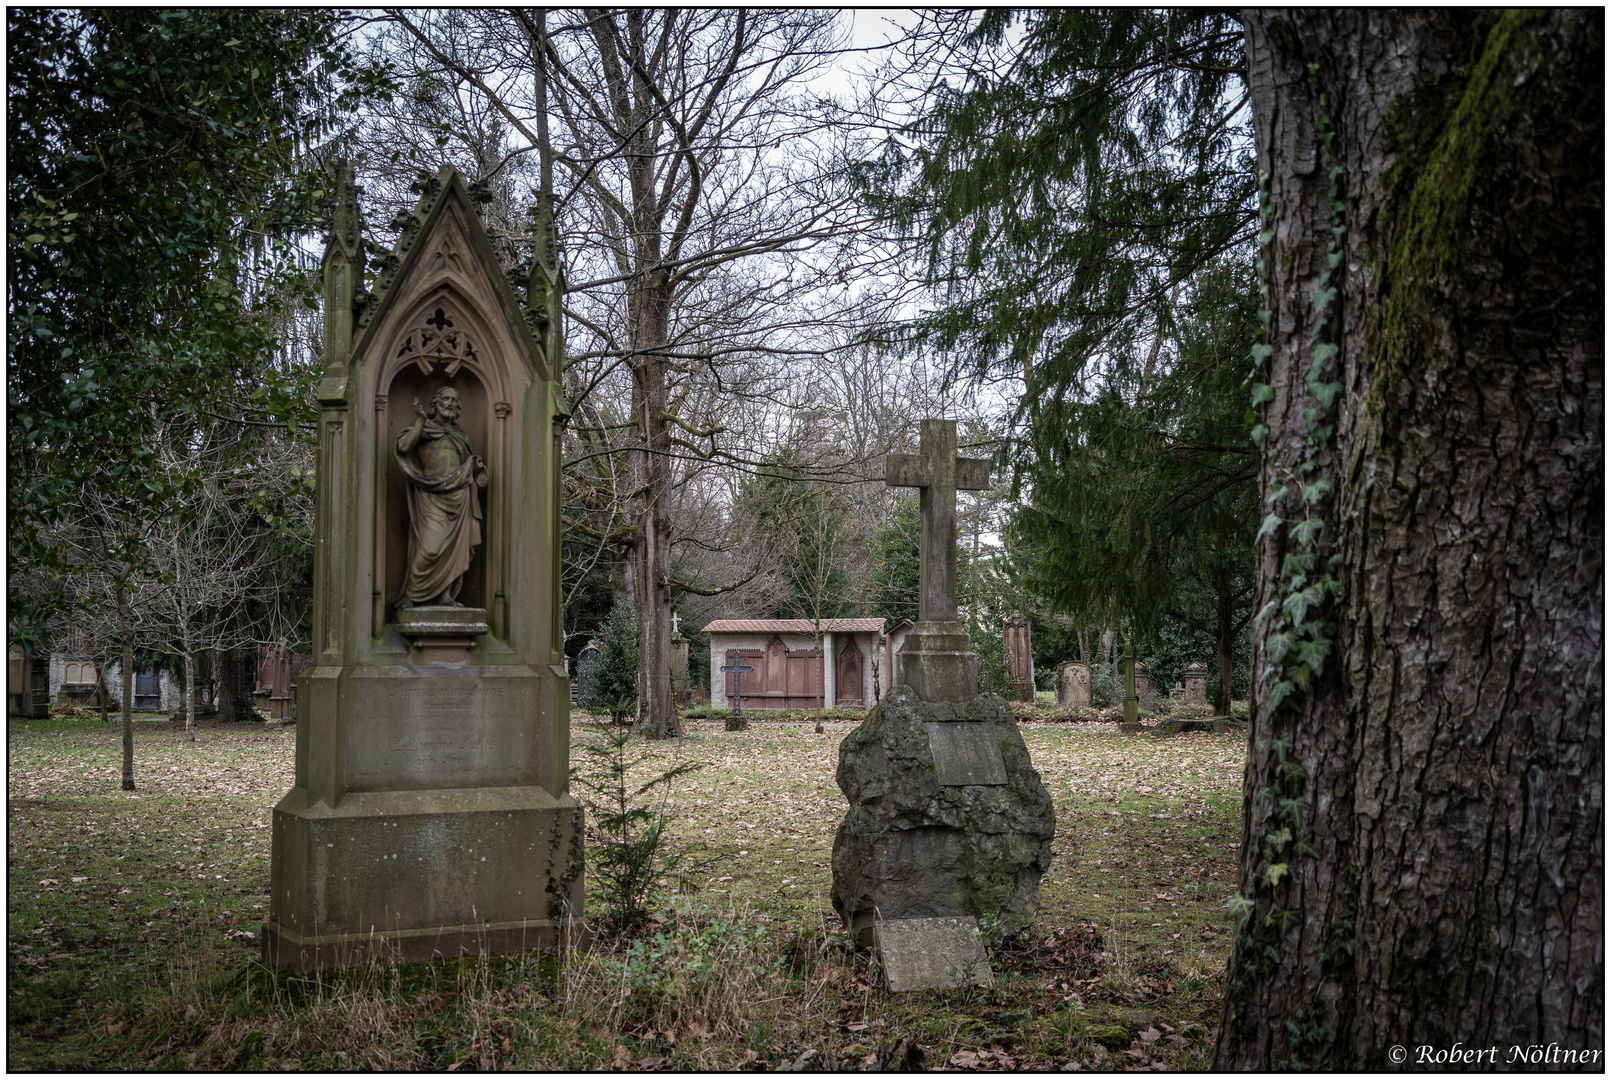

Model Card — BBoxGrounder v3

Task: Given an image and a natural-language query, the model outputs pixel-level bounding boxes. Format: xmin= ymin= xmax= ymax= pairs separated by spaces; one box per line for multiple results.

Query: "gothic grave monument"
xmin=832 ymin=419 xmax=1055 ymax=970
xmin=1003 ymin=612 xmax=1034 ymax=701
xmin=264 ymin=164 xmax=582 ymax=970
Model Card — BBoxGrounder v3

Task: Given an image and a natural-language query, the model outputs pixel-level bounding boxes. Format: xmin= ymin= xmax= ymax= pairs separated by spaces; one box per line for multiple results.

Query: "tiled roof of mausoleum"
xmin=703 ymin=618 xmax=886 ymax=634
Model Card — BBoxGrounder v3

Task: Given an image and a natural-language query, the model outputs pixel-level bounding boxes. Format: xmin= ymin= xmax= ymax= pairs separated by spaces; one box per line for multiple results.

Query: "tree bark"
xmin=1214 ymin=586 xmax=1233 ymax=713
xmin=115 ymin=575 xmax=135 ymax=791
xmin=95 ymin=656 xmax=108 ymax=723
xmin=182 ymin=641 xmax=195 ymax=743
xmin=1219 ymin=10 xmax=1602 ymax=1068
xmin=216 ymin=651 xmax=245 ymax=724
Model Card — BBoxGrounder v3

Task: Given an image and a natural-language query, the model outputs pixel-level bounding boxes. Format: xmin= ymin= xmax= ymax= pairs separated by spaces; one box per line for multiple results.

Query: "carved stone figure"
xmin=394 ymin=386 xmax=486 ymax=607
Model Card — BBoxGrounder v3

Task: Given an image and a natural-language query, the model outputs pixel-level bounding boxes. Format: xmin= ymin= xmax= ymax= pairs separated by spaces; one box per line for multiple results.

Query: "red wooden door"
xmin=731 ymin=639 xmax=823 ymax=709
xmin=784 ymin=650 xmax=821 ymax=708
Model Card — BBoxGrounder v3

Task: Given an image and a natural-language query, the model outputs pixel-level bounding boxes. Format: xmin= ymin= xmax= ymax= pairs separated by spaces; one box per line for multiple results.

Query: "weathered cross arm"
xmin=886 ymin=454 xmax=991 ymax=491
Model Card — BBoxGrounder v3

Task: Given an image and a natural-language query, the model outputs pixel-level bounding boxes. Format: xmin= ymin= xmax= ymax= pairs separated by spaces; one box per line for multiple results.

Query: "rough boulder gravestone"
xmin=264 ymin=165 xmax=582 ymax=970
xmin=832 ymin=419 xmax=1055 ymax=975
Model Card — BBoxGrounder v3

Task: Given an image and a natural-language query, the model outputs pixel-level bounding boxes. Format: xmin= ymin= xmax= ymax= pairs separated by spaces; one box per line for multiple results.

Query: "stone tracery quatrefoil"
xmin=395 ymin=306 xmax=479 ymax=377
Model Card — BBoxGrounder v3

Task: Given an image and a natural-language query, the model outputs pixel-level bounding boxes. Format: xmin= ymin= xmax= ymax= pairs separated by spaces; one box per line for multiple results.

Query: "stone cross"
xmin=886 ymin=419 xmax=990 ymax=623
xmin=671 ymin=612 xmax=680 ymax=636
xmin=720 ymin=656 xmax=754 ymax=716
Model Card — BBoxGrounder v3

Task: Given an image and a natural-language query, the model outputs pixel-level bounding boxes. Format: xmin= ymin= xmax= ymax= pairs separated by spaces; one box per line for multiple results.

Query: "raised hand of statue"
xmin=413 ymin=396 xmax=426 ymax=419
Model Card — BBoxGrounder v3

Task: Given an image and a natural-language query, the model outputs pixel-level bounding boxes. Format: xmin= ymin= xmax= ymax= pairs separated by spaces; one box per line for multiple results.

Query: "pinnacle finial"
xmin=328 ymin=161 xmax=363 ymax=265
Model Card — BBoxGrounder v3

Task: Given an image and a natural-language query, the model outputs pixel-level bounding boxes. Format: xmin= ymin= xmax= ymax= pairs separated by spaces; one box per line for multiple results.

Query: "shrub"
xmin=594 ymin=897 xmax=781 ymax=1034
xmin=572 ymin=726 xmax=701 ymax=931
xmin=1089 ymin=664 xmax=1119 ymax=708
xmin=579 ymin=602 xmax=639 ymax=723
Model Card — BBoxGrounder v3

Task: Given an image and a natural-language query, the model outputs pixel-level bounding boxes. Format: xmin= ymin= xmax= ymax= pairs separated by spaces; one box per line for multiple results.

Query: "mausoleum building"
xmin=705 ymin=618 xmax=905 ymax=710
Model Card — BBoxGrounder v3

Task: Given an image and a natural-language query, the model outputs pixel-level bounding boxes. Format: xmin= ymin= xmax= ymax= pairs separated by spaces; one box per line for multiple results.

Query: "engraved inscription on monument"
xmin=344 ymin=680 xmax=530 ymax=791
xmin=925 ymin=723 xmax=1008 ymax=786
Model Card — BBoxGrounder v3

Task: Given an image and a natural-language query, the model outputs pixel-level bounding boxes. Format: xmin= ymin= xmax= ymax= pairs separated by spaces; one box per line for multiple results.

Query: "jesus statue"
xmin=394 ymin=385 xmax=487 ymax=608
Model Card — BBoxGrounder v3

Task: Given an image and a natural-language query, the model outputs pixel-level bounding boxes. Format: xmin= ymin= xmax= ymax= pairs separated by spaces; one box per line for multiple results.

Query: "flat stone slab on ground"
xmin=877 ymin=916 xmax=995 ymax=992
xmin=925 ymin=722 xmax=1008 ymax=785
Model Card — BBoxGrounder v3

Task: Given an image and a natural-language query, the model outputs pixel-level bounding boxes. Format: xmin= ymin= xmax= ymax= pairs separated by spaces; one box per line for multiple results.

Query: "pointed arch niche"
xmin=372 ymin=285 xmax=513 ymax=628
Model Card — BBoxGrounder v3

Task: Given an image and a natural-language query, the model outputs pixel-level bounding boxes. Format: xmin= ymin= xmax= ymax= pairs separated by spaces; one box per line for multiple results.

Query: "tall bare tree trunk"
xmin=95 ymin=657 xmax=109 ymax=723
xmin=181 ymin=638 xmax=196 ymax=743
xmin=633 ymin=344 xmax=674 ymax=738
xmin=216 ymin=651 xmax=246 ymax=724
xmin=115 ymin=575 xmax=135 ymax=791
xmin=1219 ymin=10 xmax=1602 ymax=1067
xmin=1213 ymin=587 xmax=1233 ymax=714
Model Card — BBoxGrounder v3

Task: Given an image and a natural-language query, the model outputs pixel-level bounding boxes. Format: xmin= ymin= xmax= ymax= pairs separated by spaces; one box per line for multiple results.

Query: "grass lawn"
xmin=7 ymin=708 xmax=1246 ymax=1071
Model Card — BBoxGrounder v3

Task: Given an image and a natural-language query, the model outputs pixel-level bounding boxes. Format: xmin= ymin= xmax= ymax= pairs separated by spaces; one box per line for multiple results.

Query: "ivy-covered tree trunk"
xmin=1220 ymin=10 xmax=1602 ymax=1068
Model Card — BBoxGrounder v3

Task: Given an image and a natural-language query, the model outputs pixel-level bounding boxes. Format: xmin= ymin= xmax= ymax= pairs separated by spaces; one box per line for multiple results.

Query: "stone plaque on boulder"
xmin=926 ymin=723 xmax=1007 ymax=786
xmin=877 ymin=916 xmax=994 ymax=992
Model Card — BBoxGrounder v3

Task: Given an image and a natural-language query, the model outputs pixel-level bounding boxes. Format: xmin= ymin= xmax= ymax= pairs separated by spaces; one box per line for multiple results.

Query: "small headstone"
xmin=1183 ymin=662 xmax=1209 ymax=706
xmin=574 ymin=642 xmax=601 ymax=708
xmin=926 ymin=723 xmax=1008 ymax=786
xmin=1169 ymin=685 xmax=1186 ymax=703
xmin=1134 ymin=661 xmax=1155 ymax=712
xmin=833 ymin=686 xmax=1054 ymax=947
xmin=877 ymin=916 xmax=994 ymax=992
xmin=1056 ymin=660 xmax=1090 ymax=709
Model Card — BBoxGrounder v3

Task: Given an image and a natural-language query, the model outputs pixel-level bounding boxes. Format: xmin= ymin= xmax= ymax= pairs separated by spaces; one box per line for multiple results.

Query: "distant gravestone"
xmin=877 ymin=916 xmax=994 ymax=992
xmin=1056 ymin=660 xmax=1090 ymax=709
xmin=833 ymin=419 xmax=1055 ymax=948
xmin=574 ymin=642 xmax=601 ymax=708
xmin=1003 ymin=613 xmax=1033 ymax=702
xmin=670 ymin=624 xmax=690 ymax=699
xmin=1183 ymin=662 xmax=1209 ymax=706
xmin=1134 ymin=661 xmax=1155 ymax=712
xmin=265 ymin=164 xmax=582 ymax=971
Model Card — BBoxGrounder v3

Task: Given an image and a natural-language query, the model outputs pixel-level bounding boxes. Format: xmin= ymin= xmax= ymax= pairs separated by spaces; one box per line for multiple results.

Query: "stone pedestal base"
xmin=831 ymin=686 xmax=1055 ymax=948
xmin=896 ymin=621 xmax=980 ymax=702
xmin=262 ymin=914 xmax=589 ymax=973
xmin=397 ymin=607 xmax=489 ymax=666
xmin=266 ymin=784 xmax=583 ymax=971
